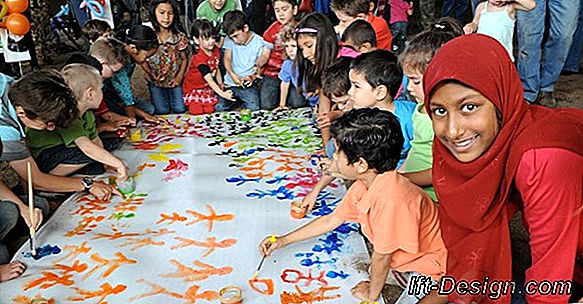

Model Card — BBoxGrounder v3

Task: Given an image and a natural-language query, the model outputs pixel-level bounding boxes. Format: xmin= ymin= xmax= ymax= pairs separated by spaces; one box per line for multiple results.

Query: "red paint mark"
xmin=280 ymin=269 xmax=328 ymax=287
xmin=249 ymin=277 xmax=275 ymax=295
xmin=67 ymin=283 xmax=127 ymax=303
xmin=171 ymin=236 xmax=237 ymax=256
xmin=163 ymin=159 xmax=189 ymax=172
xmin=134 ymin=142 xmax=159 ymax=150
xmin=156 ymin=212 xmax=187 ymax=225
xmin=280 ymin=285 xmax=341 ymax=304
xmin=160 ymin=259 xmax=233 ymax=282
xmin=186 ymin=204 xmax=234 ymax=232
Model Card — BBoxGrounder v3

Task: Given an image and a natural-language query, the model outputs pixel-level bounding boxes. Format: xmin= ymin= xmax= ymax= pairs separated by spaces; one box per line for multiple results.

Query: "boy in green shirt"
xmin=26 ymin=64 xmax=128 ymax=182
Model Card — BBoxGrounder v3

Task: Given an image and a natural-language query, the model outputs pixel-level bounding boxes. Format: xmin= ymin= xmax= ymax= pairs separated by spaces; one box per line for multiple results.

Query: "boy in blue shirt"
xmin=217 ymin=10 xmax=271 ymax=112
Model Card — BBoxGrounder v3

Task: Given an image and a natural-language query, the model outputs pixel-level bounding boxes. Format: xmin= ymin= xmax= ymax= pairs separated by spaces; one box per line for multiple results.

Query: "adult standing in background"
xmin=516 ymin=0 xmax=580 ymax=107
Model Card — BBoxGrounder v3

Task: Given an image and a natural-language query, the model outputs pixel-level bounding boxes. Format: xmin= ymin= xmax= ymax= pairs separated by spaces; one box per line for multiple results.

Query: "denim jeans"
xmin=563 ymin=0 xmax=583 ymax=72
xmin=391 ymin=21 xmax=408 ymax=53
xmin=149 ymin=85 xmax=186 ymax=114
xmin=215 ymin=82 xmax=261 ymax=111
xmin=0 ymin=197 xmax=49 ymax=264
xmin=441 ymin=0 xmax=469 ymax=24
xmin=388 ymin=270 xmax=438 ymax=304
xmin=260 ymin=76 xmax=307 ymax=110
xmin=517 ymin=0 xmax=581 ymax=101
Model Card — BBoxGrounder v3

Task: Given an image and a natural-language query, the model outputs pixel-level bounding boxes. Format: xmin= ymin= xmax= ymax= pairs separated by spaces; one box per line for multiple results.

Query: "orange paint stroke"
xmin=92 ymin=227 xmax=141 ymax=240
xmin=185 ymin=204 xmax=234 ymax=232
xmin=23 ymin=272 xmax=74 ymax=291
xmin=12 ymin=294 xmax=56 ymax=304
xmin=247 ymin=155 xmax=275 ymax=166
xmin=71 ymin=196 xmax=110 ymax=216
xmin=160 ymin=259 xmax=233 ymax=282
xmin=280 ymin=285 xmax=341 ymax=304
xmin=56 ymin=242 xmax=91 ymax=262
xmin=171 ymin=236 xmax=237 ymax=256
xmin=245 ymin=171 xmax=274 ymax=179
xmin=65 ymin=215 xmax=106 ymax=237
xmin=53 ymin=260 xmax=88 ymax=274
xmin=83 ymin=252 xmax=137 ymax=280
xmin=67 ymin=283 xmax=127 ymax=303
xmin=223 ymin=141 xmax=238 ymax=148
xmin=130 ymin=279 xmax=219 ymax=303
xmin=137 ymin=162 xmax=157 ymax=172
xmin=249 ymin=277 xmax=275 ymax=295
xmin=280 ymin=269 xmax=328 ymax=287
xmin=156 ymin=212 xmax=187 ymax=225
xmin=119 ymin=237 xmax=165 ymax=251
xmin=239 ymin=163 xmax=266 ymax=172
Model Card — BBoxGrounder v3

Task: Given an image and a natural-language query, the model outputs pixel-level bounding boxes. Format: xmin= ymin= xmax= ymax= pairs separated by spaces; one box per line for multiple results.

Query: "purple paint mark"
xmin=326 ymin=270 xmax=349 ymax=279
xmin=23 ymin=244 xmax=62 ymax=260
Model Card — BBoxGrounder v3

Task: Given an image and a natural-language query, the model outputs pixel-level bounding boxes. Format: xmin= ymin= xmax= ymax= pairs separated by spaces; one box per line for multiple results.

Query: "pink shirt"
xmin=390 ymin=0 xmax=412 ymax=24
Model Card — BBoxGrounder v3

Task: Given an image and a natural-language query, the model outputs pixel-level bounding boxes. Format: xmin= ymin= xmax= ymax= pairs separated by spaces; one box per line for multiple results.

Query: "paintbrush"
xmin=253 ymin=234 xmax=277 ymax=280
xmin=27 ymin=162 xmax=36 ymax=256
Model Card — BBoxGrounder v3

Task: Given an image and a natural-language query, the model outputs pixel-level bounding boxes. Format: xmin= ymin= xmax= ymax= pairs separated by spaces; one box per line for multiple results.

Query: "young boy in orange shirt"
xmin=331 ymin=0 xmax=392 ymax=50
xmin=260 ymin=108 xmax=447 ymax=303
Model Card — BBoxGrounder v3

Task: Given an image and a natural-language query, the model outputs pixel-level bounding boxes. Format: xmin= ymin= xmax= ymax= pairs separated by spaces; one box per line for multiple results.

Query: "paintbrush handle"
xmin=26 ymin=162 xmax=35 ymax=231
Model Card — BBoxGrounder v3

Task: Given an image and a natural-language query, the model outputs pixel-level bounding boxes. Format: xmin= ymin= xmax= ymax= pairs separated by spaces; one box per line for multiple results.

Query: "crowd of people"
xmin=0 ymin=0 xmax=582 ymax=303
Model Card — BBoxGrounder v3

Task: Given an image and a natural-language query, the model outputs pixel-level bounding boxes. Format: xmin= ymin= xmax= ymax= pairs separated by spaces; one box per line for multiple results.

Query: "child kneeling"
xmin=260 ymin=108 xmax=447 ymax=303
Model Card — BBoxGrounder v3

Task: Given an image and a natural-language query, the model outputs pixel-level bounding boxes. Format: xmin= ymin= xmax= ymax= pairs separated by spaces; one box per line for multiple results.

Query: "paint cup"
xmin=117 ymin=177 xmax=136 ymax=195
xmin=240 ymin=109 xmax=252 ymax=122
xmin=219 ymin=285 xmax=243 ymax=304
xmin=129 ymin=127 xmax=142 ymax=142
xmin=290 ymin=200 xmax=307 ymax=219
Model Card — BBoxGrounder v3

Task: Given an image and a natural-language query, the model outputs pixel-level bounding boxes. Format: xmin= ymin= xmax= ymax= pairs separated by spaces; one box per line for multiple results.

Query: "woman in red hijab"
xmin=423 ymin=34 xmax=583 ymax=303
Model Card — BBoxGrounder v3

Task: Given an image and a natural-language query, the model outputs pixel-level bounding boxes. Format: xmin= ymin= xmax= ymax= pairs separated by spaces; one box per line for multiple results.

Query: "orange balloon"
xmin=6 ymin=0 xmax=28 ymax=14
xmin=5 ymin=13 xmax=30 ymax=36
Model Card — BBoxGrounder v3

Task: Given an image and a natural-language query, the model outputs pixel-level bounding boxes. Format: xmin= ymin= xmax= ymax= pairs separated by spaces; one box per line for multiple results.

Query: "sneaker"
xmin=538 ymin=91 xmax=557 ymax=108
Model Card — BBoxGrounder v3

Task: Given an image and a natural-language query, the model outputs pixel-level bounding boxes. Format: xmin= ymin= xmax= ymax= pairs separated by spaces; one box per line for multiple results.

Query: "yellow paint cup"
xmin=129 ymin=127 xmax=142 ymax=142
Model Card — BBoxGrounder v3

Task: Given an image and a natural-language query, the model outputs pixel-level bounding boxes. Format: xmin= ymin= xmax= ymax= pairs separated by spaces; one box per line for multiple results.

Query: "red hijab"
xmin=423 ymin=34 xmax=583 ymax=303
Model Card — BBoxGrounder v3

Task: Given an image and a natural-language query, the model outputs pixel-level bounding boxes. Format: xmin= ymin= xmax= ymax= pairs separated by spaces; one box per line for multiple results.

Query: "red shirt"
xmin=368 ymin=13 xmax=392 ymax=50
xmin=263 ymin=21 xmax=285 ymax=78
xmin=182 ymin=47 xmax=221 ymax=92
xmin=93 ymin=100 xmax=109 ymax=118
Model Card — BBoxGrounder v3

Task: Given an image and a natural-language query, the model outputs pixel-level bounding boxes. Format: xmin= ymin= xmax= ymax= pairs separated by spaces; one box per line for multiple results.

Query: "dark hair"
xmin=65 ymin=53 xmax=103 ymax=74
xmin=82 ymin=19 xmax=112 ymax=43
xmin=331 ymin=108 xmax=403 ymax=173
xmin=331 ymin=0 xmax=369 ymax=16
xmin=8 ymin=70 xmax=79 ymax=128
xmin=296 ymin=13 xmax=338 ymax=94
xmin=272 ymin=0 xmax=298 ymax=6
xmin=191 ymin=19 xmax=217 ymax=40
xmin=350 ymin=49 xmax=402 ymax=99
xmin=341 ymin=19 xmax=376 ymax=48
xmin=124 ymin=25 xmax=160 ymax=51
xmin=149 ymin=0 xmax=184 ymax=34
xmin=322 ymin=56 xmax=353 ymax=98
xmin=400 ymin=17 xmax=463 ymax=74
xmin=223 ymin=10 xmax=248 ymax=36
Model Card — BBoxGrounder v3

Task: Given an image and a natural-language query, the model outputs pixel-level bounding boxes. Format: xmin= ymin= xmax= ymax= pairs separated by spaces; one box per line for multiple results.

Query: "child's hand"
xmin=142 ymin=113 xmax=160 ymax=124
xmin=127 ymin=117 xmax=137 ymax=127
xmin=89 ymin=181 xmax=122 ymax=200
xmin=116 ymin=165 xmax=129 ymax=183
xmin=18 ymin=205 xmax=43 ymax=231
xmin=351 ymin=281 xmax=373 ymax=301
xmin=273 ymin=105 xmax=289 ymax=112
xmin=0 ymin=261 xmax=26 ymax=282
xmin=169 ymin=73 xmax=184 ymax=87
xmin=463 ymin=23 xmax=477 ymax=34
xmin=317 ymin=111 xmax=343 ymax=129
xmin=302 ymin=190 xmax=319 ymax=213
xmin=259 ymin=235 xmax=286 ymax=256
xmin=219 ymin=89 xmax=235 ymax=101
xmin=230 ymin=73 xmax=244 ymax=86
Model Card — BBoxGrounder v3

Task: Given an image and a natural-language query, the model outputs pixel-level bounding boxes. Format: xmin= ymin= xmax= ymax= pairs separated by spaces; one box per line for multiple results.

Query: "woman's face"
xmin=429 ymin=81 xmax=500 ymax=163
xmin=297 ymin=34 xmax=317 ymax=64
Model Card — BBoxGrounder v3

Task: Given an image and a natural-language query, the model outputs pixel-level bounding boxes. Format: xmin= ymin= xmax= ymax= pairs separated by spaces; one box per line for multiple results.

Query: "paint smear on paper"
xmin=249 ymin=277 xmax=275 ymax=295
xmin=280 ymin=285 xmax=341 ymax=304
xmin=24 ymin=244 xmax=62 ymax=260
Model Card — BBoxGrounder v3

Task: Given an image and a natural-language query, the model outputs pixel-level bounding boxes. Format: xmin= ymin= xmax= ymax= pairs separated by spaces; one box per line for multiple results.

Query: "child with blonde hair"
xmin=26 ymin=64 xmax=128 ymax=182
xmin=275 ymin=23 xmax=306 ymax=111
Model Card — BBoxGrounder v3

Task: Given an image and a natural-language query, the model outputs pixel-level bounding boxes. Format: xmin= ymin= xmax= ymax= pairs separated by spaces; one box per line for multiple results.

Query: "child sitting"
xmin=26 ymin=64 xmax=128 ymax=182
xmin=216 ymin=10 xmax=270 ymax=112
xmin=183 ymin=19 xmax=234 ymax=115
xmin=275 ymin=23 xmax=306 ymax=111
xmin=399 ymin=17 xmax=463 ymax=202
xmin=303 ymin=50 xmax=415 ymax=211
xmin=463 ymin=0 xmax=535 ymax=61
xmin=260 ymin=0 xmax=299 ymax=110
xmin=260 ymin=108 xmax=447 ymax=303
xmin=331 ymin=0 xmax=392 ymax=50
xmin=339 ymin=19 xmax=377 ymax=57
